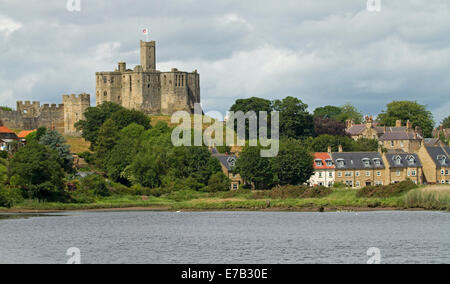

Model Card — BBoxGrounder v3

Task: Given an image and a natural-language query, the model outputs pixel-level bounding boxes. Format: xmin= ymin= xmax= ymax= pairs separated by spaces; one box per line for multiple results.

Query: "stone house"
xmin=331 ymin=151 xmax=386 ymax=188
xmin=212 ymin=150 xmax=243 ymax=190
xmin=0 ymin=124 xmax=19 ymax=152
xmin=379 ymin=131 xmax=422 ymax=153
xmin=417 ymin=145 xmax=450 ymax=184
xmin=382 ymin=152 xmax=423 ymax=184
xmin=308 ymin=152 xmax=335 ymax=187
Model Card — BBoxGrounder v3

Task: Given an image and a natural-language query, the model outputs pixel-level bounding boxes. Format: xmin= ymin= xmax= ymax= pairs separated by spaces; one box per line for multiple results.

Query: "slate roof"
xmin=385 ymin=153 xmax=422 ymax=168
xmin=331 ymin=152 xmax=385 ymax=170
xmin=213 ymin=154 xmax=237 ymax=171
xmin=346 ymin=125 xmax=367 ymax=135
xmin=379 ymin=132 xmax=419 ymax=141
xmin=425 ymin=146 xmax=450 ymax=167
xmin=424 ymin=138 xmax=441 ymax=146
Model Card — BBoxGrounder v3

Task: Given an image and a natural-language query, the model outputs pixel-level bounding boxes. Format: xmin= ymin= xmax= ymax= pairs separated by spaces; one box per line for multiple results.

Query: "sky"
xmin=0 ymin=0 xmax=449 ymax=124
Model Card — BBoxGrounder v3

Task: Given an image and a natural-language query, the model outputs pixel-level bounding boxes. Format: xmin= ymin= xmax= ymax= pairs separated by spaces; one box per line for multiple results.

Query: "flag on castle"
xmin=142 ymin=28 xmax=149 ymax=35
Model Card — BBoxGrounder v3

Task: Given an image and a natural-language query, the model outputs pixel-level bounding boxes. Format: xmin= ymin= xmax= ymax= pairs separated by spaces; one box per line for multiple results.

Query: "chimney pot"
xmin=396 ymin=120 xmax=402 ymax=127
xmin=338 ymin=145 xmax=343 ymax=153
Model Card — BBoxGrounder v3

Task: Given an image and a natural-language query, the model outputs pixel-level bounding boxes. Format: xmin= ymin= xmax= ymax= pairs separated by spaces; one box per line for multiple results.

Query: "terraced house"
xmin=308 ymin=152 xmax=335 ymax=187
xmin=417 ymin=145 xmax=450 ymax=184
xmin=331 ymin=151 xmax=386 ymax=188
xmin=383 ymin=153 xmax=423 ymax=184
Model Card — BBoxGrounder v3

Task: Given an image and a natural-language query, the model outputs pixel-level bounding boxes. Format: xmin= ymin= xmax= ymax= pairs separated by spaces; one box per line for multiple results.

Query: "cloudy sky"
xmin=0 ymin=0 xmax=449 ymax=124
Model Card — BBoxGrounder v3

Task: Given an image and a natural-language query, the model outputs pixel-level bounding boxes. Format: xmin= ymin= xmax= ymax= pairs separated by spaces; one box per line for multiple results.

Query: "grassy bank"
xmin=1 ymin=185 xmax=448 ymax=213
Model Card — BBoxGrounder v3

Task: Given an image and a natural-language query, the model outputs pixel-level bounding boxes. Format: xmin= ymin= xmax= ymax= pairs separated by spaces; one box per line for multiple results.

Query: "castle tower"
xmin=140 ymin=40 xmax=156 ymax=71
xmin=63 ymin=93 xmax=91 ymax=136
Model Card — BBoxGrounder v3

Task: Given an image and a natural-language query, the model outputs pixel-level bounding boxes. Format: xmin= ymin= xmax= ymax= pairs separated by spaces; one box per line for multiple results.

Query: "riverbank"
xmin=1 ymin=186 xmax=448 ymax=213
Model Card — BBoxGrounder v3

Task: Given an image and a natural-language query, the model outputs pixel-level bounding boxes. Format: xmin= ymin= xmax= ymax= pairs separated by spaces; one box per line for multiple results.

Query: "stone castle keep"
xmin=96 ymin=40 xmax=201 ymax=114
xmin=0 ymin=40 xmax=201 ymax=135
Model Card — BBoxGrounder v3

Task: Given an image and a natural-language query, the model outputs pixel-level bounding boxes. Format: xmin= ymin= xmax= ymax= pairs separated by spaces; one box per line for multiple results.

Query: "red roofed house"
xmin=307 ymin=151 xmax=335 ymax=187
xmin=0 ymin=123 xmax=19 ymax=152
xmin=18 ymin=129 xmax=36 ymax=142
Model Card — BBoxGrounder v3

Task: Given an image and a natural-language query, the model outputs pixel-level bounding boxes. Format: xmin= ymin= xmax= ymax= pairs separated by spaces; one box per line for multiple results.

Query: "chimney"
xmin=338 ymin=145 xmax=343 ymax=153
xmin=396 ymin=120 xmax=402 ymax=127
xmin=327 ymin=146 xmax=332 ymax=154
xmin=406 ymin=120 xmax=412 ymax=129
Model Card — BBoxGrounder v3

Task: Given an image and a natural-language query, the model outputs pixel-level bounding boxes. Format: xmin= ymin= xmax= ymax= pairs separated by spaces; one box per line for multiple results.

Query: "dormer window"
xmin=336 ymin=159 xmax=345 ymax=167
xmin=394 ymin=155 xmax=402 ymax=166
xmin=362 ymin=158 xmax=370 ymax=167
xmin=326 ymin=160 xmax=333 ymax=167
xmin=315 ymin=160 xmax=323 ymax=167
xmin=437 ymin=155 xmax=447 ymax=166
xmin=406 ymin=155 xmax=415 ymax=166
xmin=373 ymin=159 xmax=381 ymax=166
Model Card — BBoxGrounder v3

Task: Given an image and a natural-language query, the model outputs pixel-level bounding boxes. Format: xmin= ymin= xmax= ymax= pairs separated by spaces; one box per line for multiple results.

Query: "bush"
xmin=167 ymin=189 xmax=202 ymax=202
xmin=356 ymin=180 xmax=418 ymax=198
xmin=0 ymin=187 xmax=24 ymax=208
xmin=204 ymin=172 xmax=231 ymax=192
xmin=78 ymin=152 xmax=94 ymax=164
xmin=252 ymin=185 xmax=332 ymax=199
xmin=80 ymin=175 xmax=110 ymax=197
xmin=0 ymin=151 xmax=7 ymax=159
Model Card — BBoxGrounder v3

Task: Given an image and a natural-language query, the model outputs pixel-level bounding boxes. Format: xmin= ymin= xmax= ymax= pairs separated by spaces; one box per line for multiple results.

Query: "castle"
xmin=0 ymin=94 xmax=90 ymax=136
xmin=96 ymin=40 xmax=201 ymax=114
xmin=0 ymin=40 xmax=201 ymax=135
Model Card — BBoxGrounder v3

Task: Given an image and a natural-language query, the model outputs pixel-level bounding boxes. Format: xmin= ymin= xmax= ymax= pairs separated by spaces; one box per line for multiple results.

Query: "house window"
xmin=232 ymin=183 xmax=238 ymax=190
xmin=329 ymin=172 xmax=333 ymax=178
xmin=396 ymin=170 xmax=401 ymax=177
xmin=316 ymin=160 xmax=323 ymax=167
xmin=326 ymin=160 xmax=333 ymax=167
xmin=375 ymin=181 xmax=383 ymax=186
xmin=363 ymin=159 xmax=370 ymax=167
xmin=345 ymin=172 xmax=353 ymax=177
xmin=446 ymin=170 xmax=449 ymax=175
xmin=356 ymin=171 xmax=360 ymax=177
xmin=356 ymin=181 xmax=360 ymax=187
xmin=366 ymin=171 xmax=371 ymax=177
xmin=411 ymin=170 xmax=416 ymax=177
xmin=338 ymin=172 xmax=342 ymax=177
xmin=400 ymin=141 xmax=404 ymax=147
xmin=442 ymin=180 xmax=446 ymax=184
xmin=377 ymin=171 xmax=381 ymax=177
xmin=441 ymin=169 xmax=445 ymax=175
xmin=319 ymin=172 xmax=323 ymax=178
xmin=374 ymin=159 xmax=381 ymax=166
xmin=391 ymin=141 xmax=395 ymax=147
xmin=395 ymin=156 xmax=402 ymax=166
xmin=345 ymin=181 xmax=353 ymax=187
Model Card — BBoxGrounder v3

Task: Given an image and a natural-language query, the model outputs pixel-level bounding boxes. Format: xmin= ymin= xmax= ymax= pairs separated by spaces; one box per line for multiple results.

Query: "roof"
xmin=424 ymin=138 xmax=441 ymax=147
xmin=0 ymin=126 xmax=14 ymax=134
xmin=331 ymin=152 xmax=385 ymax=170
xmin=213 ymin=154 xmax=237 ymax=171
xmin=379 ymin=132 xmax=419 ymax=141
xmin=346 ymin=125 xmax=366 ymax=135
xmin=18 ymin=129 xmax=36 ymax=139
xmin=385 ymin=153 xmax=422 ymax=168
xmin=425 ymin=146 xmax=450 ymax=167
xmin=313 ymin=152 xmax=334 ymax=169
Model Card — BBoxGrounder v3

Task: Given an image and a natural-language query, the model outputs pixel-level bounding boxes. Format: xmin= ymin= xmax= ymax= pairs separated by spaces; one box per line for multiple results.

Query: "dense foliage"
xmin=377 ymin=101 xmax=435 ymax=138
xmin=356 ymin=180 xmax=418 ymax=198
xmin=442 ymin=116 xmax=450 ymax=129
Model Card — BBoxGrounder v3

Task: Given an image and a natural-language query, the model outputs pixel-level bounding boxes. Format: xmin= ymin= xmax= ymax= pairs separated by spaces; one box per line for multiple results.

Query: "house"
xmin=379 ymin=131 xmax=422 ymax=153
xmin=308 ymin=152 xmax=335 ymax=187
xmin=346 ymin=116 xmax=384 ymax=140
xmin=382 ymin=152 xmax=423 ymax=184
xmin=18 ymin=129 xmax=36 ymax=142
xmin=331 ymin=150 xmax=386 ymax=188
xmin=0 ymin=124 xmax=19 ymax=152
xmin=417 ymin=145 xmax=450 ymax=184
xmin=212 ymin=149 xmax=243 ymax=190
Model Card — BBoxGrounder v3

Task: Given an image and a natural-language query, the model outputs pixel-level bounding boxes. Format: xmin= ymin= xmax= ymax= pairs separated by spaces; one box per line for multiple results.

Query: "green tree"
xmin=229 ymin=97 xmax=273 ymax=138
xmin=441 ymin=116 xmax=450 ymax=129
xmin=205 ymin=172 xmax=231 ymax=192
xmin=272 ymin=139 xmax=314 ymax=186
xmin=39 ymin=129 xmax=74 ymax=172
xmin=273 ymin=96 xmax=314 ymax=139
xmin=313 ymin=105 xmax=343 ymax=120
xmin=9 ymin=142 xmax=65 ymax=201
xmin=75 ymin=102 xmax=124 ymax=147
xmin=336 ymin=103 xmax=363 ymax=124
xmin=377 ymin=101 xmax=435 ymax=137
xmin=109 ymin=109 xmax=151 ymax=130
xmin=235 ymin=146 xmax=273 ymax=189
xmin=352 ymin=138 xmax=380 ymax=152
xmin=94 ymin=119 xmax=120 ymax=167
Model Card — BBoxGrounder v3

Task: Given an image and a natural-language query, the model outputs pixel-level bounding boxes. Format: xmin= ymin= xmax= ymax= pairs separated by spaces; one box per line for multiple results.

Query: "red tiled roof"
xmin=0 ymin=126 xmax=14 ymax=134
xmin=18 ymin=129 xmax=36 ymax=138
xmin=313 ymin=152 xmax=335 ymax=169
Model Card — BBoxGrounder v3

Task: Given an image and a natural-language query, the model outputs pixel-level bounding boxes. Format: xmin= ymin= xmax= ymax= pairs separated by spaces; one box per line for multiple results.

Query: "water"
xmin=0 ymin=211 xmax=448 ymax=264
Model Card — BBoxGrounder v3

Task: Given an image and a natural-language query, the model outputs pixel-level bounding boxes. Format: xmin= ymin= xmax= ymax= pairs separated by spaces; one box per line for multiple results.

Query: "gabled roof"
xmin=213 ymin=153 xmax=237 ymax=171
xmin=331 ymin=152 xmax=385 ymax=170
xmin=0 ymin=126 xmax=14 ymax=134
xmin=346 ymin=125 xmax=366 ymax=135
xmin=379 ymin=132 xmax=420 ymax=141
xmin=313 ymin=152 xmax=334 ymax=169
xmin=18 ymin=129 xmax=36 ymax=139
xmin=425 ymin=146 xmax=449 ymax=167
xmin=385 ymin=153 xmax=422 ymax=168
xmin=424 ymin=138 xmax=441 ymax=147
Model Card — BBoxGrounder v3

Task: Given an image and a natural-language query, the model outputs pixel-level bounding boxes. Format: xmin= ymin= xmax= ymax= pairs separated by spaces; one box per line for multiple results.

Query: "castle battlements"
xmin=95 ymin=40 xmax=201 ymax=115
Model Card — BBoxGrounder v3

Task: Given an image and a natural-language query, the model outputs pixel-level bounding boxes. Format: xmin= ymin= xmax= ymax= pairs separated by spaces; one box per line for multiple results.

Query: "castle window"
xmin=103 ymin=76 xmax=107 ymax=83
xmin=111 ymin=77 xmax=114 ymax=83
xmin=104 ymin=91 xmax=107 ymax=97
